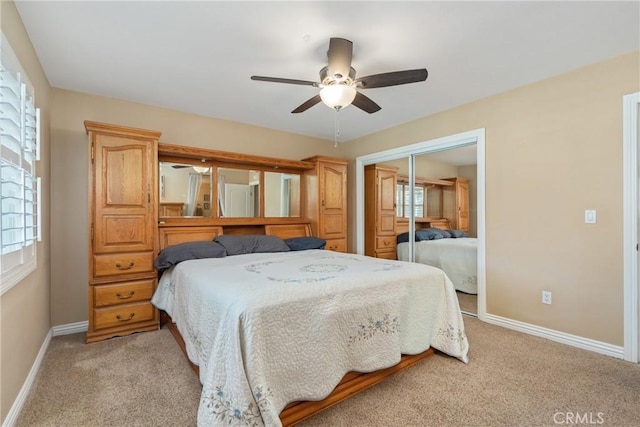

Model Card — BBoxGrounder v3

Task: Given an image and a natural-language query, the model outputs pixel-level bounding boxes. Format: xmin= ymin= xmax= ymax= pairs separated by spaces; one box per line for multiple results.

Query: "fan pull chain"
xmin=334 ymin=107 xmax=340 ymax=148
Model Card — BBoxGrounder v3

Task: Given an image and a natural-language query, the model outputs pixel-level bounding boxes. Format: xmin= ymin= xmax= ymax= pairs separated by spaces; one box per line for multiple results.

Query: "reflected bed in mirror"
xmin=159 ymin=162 xmax=213 ymax=218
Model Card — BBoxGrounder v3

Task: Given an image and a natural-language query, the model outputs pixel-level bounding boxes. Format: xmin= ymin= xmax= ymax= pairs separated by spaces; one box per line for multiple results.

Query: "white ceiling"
xmin=14 ymin=1 xmax=640 ymax=143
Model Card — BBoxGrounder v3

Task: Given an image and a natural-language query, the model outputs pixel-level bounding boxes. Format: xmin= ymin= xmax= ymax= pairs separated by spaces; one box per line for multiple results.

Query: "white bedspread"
xmin=152 ymin=250 xmax=468 ymax=427
xmin=397 ymin=238 xmax=478 ymax=294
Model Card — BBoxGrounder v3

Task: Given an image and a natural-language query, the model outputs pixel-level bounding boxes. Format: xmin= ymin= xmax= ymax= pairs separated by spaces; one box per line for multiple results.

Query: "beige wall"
xmin=343 ymin=51 xmax=640 ymax=346
xmin=0 ymin=1 xmax=52 ymax=422
xmin=49 ymin=88 xmax=341 ymax=326
xmin=382 ymin=156 xmax=459 ymax=177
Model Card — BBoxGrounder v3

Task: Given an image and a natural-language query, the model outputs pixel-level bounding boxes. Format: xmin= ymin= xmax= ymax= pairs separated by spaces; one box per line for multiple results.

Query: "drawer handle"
xmin=115 ymin=261 xmax=135 ymax=270
xmin=116 ymin=313 xmax=135 ymax=322
xmin=115 ymin=291 xmax=135 ymax=299
xmin=384 ymin=240 xmax=390 ymax=246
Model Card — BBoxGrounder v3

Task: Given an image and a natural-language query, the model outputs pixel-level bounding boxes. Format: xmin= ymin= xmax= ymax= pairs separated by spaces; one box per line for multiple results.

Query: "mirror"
xmin=217 ymin=167 xmax=261 ymax=218
xmin=159 ymin=160 xmax=303 ymax=219
xmin=264 ymin=172 xmax=301 ymax=217
xmin=396 ymin=180 xmax=426 ymax=218
xmin=425 ymin=185 xmax=442 ymax=217
xmin=159 ymin=162 xmax=213 ymax=217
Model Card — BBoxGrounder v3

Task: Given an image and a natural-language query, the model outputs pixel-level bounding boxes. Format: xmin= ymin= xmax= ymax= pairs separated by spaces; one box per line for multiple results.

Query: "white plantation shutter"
xmin=396 ymin=183 xmax=425 ymax=218
xmin=1 ymin=33 xmax=41 ymax=294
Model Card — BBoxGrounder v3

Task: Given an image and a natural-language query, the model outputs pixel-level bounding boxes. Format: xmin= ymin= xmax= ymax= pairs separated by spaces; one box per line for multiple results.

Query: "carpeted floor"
xmin=15 ymin=317 xmax=640 ymax=427
xmin=456 ymin=291 xmax=477 ymax=315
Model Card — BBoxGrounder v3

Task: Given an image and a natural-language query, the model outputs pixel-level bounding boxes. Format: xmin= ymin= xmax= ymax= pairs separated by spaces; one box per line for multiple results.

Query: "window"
xmin=1 ymin=33 xmax=41 ymax=294
xmin=396 ymin=182 xmax=425 ymax=218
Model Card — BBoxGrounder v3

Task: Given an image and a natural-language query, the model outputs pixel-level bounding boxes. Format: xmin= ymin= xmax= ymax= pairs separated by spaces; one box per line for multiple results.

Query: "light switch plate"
xmin=585 ymin=209 xmax=597 ymax=224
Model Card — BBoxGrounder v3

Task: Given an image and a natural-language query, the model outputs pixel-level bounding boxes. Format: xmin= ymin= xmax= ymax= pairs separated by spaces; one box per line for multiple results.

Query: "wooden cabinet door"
xmin=377 ymin=168 xmax=397 ymax=236
xmin=318 ymin=162 xmax=346 ymax=238
xmin=93 ymin=135 xmax=156 ymax=254
xmin=456 ymin=181 xmax=470 ymax=232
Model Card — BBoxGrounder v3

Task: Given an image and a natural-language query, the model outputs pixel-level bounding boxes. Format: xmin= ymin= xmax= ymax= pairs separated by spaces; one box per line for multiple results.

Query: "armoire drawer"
xmin=324 ymin=239 xmax=347 ymax=252
xmin=94 ymin=280 xmax=155 ymax=307
xmin=376 ymin=236 xmax=396 ymax=250
xmin=93 ymin=301 xmax=155 ymax=330
xmin=375 ymin=250 xmax=397 ymax=260
xmin=93 ymin=252 xmax=154 ymax=277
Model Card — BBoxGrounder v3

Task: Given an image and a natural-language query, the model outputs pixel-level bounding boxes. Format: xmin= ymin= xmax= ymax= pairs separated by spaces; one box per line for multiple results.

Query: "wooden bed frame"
xmin=156 ymin=222 xmax=435 ymax=426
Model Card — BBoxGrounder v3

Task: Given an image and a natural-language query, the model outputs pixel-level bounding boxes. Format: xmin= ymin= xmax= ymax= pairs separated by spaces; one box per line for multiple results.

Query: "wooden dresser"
xmin=303 ymin=156 xmax=348 ymax=252
xmin=364 ymin=164 xmax=398 ymax=259
xmin=86 ymin=121 xmax=160 ymax=343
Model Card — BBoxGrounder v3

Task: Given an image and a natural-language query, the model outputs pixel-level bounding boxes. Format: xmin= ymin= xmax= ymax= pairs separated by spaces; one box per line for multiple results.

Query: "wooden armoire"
xmin=442 ymin=177 xmax=470 ymax=233
xmin=364 ymin=164 xmax=398 ymax=259
xmin=303 ymin=156 xmax=348 ymax=252
xmin=86 ymin=121 xmax=160 ymax=343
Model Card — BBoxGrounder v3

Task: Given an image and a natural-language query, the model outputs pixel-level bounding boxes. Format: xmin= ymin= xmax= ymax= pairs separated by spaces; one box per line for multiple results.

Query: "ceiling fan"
xmin=251 ymin=37 xmax=428 ymax=114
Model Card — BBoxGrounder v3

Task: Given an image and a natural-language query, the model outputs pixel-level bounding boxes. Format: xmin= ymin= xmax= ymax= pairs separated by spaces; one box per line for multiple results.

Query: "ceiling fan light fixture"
xmin=192 ymin=166 xmax=209 ymax=173
xmin=319 ymin=84 xmax=357 ymax=110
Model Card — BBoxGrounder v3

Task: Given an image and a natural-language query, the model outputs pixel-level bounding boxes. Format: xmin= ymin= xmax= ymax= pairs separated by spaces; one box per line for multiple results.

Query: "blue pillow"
xmin=154 ymin=241 xmax=226 ymax=273
xmin=447 ymin=229 xmax=469 ymax=238
xmin=284 ymin=236 xmax=326 ymax=251
xmin=437 ymin=229 xmax=452 ymax=238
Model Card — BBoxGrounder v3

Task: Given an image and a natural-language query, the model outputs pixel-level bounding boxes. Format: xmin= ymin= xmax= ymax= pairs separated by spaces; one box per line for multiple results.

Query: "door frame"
xmin=623 ymin=91 xmax=640 ymax=362
xmin=355 ymin=128 xmax=486 ymax=320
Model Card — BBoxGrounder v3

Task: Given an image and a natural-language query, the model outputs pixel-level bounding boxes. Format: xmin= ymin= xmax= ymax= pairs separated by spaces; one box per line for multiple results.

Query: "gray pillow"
xmin=284 ymin=236 xmax=326 ymax=251
xmin=397 ymin=228 xmax=445 ymax=244
xmin=447 ymin=229 xmax=469 ymax=238
xmin=215 ymin=235 xmax=290 ymax=255
xmin=438 ymin=229 xmax=452 ymax=238
xmin=415 ymin=228 xmax=447 ymax=240
xmin=154 ymin=241 xmax=227 ymax=273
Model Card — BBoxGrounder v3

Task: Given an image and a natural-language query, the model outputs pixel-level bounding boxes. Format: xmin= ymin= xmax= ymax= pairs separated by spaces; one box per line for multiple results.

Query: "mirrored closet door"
xmin=363 ymin=144 xmax=479 ymax=316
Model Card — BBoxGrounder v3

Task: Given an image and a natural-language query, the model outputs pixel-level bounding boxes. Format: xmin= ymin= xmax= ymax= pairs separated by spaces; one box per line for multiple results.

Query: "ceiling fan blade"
xmin=327 ymin=38 xmax=353 ymax=81
xmin=292 ymin=95 xmax=322 ymax=113
xmin=171 ymin=165 xmax=190 ymax=169
xmin=251 ymin=75 xmax=318 ymax=87
xmin=351 ymin=92 xmax=381 ymax=114
xmin=355 ymin=68 xmax=428 ymax=89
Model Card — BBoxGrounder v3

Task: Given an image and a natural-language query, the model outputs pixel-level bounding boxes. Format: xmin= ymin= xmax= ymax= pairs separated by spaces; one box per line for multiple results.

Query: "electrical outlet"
xmin=542 ymin=290 xmax=552 ymax=305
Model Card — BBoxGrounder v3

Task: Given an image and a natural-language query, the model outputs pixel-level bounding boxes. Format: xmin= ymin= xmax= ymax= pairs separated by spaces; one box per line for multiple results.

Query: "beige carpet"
xmin=16 ymin=317 xmax=640 ymax=427
xmin=456 ymin=291 xmax=477 ymax=315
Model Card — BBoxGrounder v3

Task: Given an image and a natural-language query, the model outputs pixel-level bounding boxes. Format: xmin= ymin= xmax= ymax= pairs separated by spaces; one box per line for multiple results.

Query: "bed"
xmin=396 ymin=229 xmax=478 ymax=294
xmin=152 ymin=224 xmax=469 ymax=426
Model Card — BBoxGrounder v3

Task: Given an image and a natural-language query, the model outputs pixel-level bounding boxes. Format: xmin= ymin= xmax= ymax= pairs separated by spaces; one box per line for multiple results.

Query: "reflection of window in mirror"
xmin=396 ymin=182 xmax=426 ymax=218
xmin=158 ymin=162 xmax=213 ymax=217
xmin=264 ymin=172 xmax=301 ymax=218
xmin=217 ymin=167 xmax=261 ymax=218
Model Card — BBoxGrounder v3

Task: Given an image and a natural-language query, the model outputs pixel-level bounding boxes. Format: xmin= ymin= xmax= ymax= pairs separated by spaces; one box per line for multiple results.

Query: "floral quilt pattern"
xmin=152 ymin=249 xmax=469 ymax=427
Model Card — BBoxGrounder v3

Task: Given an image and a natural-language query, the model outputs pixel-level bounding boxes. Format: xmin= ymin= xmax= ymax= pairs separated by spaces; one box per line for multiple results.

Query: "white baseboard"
xmin=0 ymin=316 xmax=624 ymax=427
xmin=1 ymin=330 xmax=52 ymax=427
xmin=52 ymin=321 xmax=88 ymax=337
xmin=484 ymin=314 xmax=624 ymax=359
xmin=2 ymin=321 xmax=88 ymax=427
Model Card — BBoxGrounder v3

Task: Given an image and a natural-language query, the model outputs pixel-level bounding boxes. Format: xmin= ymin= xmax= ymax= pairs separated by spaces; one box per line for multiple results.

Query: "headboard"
xmin=158 ymin=222 xmax=312 ymax=251
xmin=264 ymin=223 xmax=312 ymax=240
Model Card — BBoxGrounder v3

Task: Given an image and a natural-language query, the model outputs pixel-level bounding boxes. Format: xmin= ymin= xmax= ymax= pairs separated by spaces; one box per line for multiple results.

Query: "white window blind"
xmin=1 ymin=33 xmax=41 ymax=294
xmin=396 ymin=183 xmax=425 ymax=218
